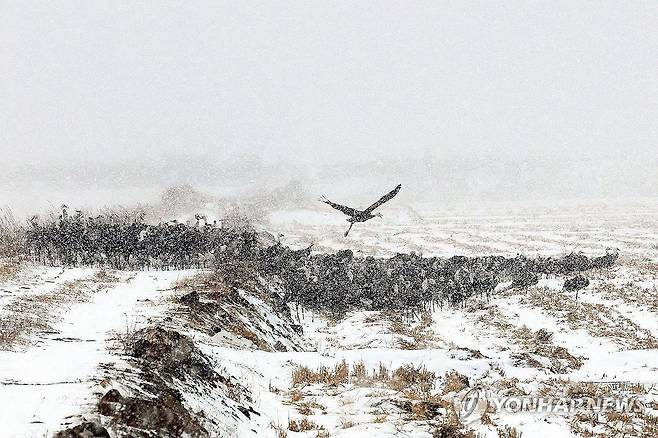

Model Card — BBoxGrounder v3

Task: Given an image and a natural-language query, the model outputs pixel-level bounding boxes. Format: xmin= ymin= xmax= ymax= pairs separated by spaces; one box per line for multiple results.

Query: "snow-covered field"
xmin=270 ymin=199 xmax=658 ymax=259
xmin=1 ymin=200 xmax=657 ymax=437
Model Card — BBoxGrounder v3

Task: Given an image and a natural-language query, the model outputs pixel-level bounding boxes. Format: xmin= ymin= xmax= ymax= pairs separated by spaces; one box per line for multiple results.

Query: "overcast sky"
xmin=2 ymin=1 xmax=656 ymax=166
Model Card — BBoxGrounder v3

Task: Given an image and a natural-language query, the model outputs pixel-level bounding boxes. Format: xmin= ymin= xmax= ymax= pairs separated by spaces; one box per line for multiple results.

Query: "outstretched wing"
xmin=319 ymin=196 xmax=359 ymax=217
xmin=364 ymin=184 xmax=402 ymax=213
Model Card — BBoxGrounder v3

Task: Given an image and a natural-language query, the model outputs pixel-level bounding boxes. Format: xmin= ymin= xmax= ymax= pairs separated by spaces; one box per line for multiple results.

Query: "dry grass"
xmin=566 ymin=381 xmax=610 ymax=398
xmin=390 ymin=364 xmax=437 ymax=397
xmin=339 ymin=417 xmax=356 ymax=429
xmin=538 ymin=378 xmax=612 ymax=399
xmin=497 ymin=425 xmax=523 ymax=438
xmin=109 ymin=316 xmax=142 ymax=353
xmin=271 ymin=422 xmax=288 ymax=438
xmin=491 ymin=377 xmax=527 ymax=396
xmin=292 ymin=359 xmax=350 ymax=387
xmin=296 ymin=400 xmax=326 ymax=415
xmin=292 ymin=360 xmax=438 ymax=401
xmin=442 ymin=371 xmax=469 ymax=394
xmin=481 ymin=413 xmax=495 ymax=426
xmin=389 ymin=311 xmax=437 ymax=349
xmin=0 ymin=278 xmax=92 ymax=350
xmin=521 ymin=286 xmax=658 ymax=350
xmin=288 ymin=417 xmax=318 ymax=432
xmin=287 ymin=360 xmax=447 ymax=427
xmin=93 ymin=269 xmax=121 ymax=283
xmin=230 ymin=323 xmax=271 ymax=351
xmin=351 ymin=360 xmax=367 ymax=381
xmin=432 ymin=419 xmax=476 ymax=438
xmin=476 ymin=305 xmax=585 ymax=373
xmin=289 ymin=389 xmax=303 ymax=403
xmin=569 ymin=407 xmax=654 ymax=438
xmin=289 ymin=360 xmax=442 ymax=426
xmin=0 ymin=260 xmax=21 ymax=282
xmin=0 ymin=321 xmax=21 ymax=348
xmin=0 ymin=207 xmax=24 ymax=259
xmin=596 ymin=282 xmax=658 ymax=313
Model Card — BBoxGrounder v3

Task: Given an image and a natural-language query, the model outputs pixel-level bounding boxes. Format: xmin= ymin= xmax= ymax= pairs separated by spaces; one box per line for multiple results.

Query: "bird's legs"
xmin=344 ymin=222 xmax=354 ymax=237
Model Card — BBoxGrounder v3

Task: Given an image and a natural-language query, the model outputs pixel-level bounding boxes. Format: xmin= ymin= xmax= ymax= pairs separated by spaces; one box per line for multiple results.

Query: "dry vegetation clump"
xmin=292 ymin=360 xmax=350 ymax=387
xmin=432 ymin=417 xmax=477 ymax=438
xmin=569 ymin=408 xmax=656 ymax=438
xmin=296 ymin=400 xmax=326 ymax=416
xmin=521 ymin=287 xmax=658 ymax=349
xmin=538 ymin=378 xmax=614 ymax=399
xmin=93 ymin=269 xmax=121 ymax=283
xmin=174 ymin=271 xmax=237 ymax=297
xmin=292 ymin=360 xmax=440 ymax=399
xmin=351 ymin=360 xmax=367 ymax=382
xmin=490 ymin=377 xmax=527 ymax=396
xmin=536 ymin=377 xmax=569 ymax=398
xmin=289 ymin=389 xmax=303 ymax=403
xmin=230 ymin=322 xmax=272 ymax=351
xmin=0 ymin=207 xmax=24 ymax=259
xmin=479 ymin=412 xmax=496 ymax=426
xmin=288 ymin=417 xmax=319 ymax=432
xmin=109 ymin=316 xmax=142 ymax=353
xmin=407 ymin=398 xmax=453 ymax=421
xmin=339 ymin=417 xmax=356 ymax=429
xmin=497 ymin=425 xmax=523 ymax=438
xmin=390 ymin=364 xmax=437 ymax=397
xmin=442 ymin=371 xmax=470 ymax=394
xmin=271 ymin=421 xmax=288 ymax=438
xmin=0 ymin=320 xmax=22 ymax=349
xmin=290 ymin=360 xmax=447 ymax=423
xmin=0 ymin=259 xmax=21 ymax=282
xmin=566 ymin=381 xmax=611 ymax=398
xmin=596 ymin=282 xmax=658 ymax=313
xmin=389 ymin=311 xmax=437 ymax=350
xmin=476 ymin=305 xmax=585 ymax=373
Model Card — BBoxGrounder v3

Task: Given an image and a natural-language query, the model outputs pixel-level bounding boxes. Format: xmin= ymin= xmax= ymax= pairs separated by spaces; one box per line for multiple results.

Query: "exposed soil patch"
xmin=99 ymin=388 xmax=206 ymax=437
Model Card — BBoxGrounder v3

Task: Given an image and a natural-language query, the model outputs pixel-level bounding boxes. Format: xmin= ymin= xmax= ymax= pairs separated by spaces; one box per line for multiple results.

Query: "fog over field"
xmin=1 ymin=2 xmax=657 ymax=216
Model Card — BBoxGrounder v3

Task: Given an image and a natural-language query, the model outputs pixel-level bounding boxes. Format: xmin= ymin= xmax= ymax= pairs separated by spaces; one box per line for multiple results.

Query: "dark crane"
xmin=319 ymin=184 xmax=402 ymax=237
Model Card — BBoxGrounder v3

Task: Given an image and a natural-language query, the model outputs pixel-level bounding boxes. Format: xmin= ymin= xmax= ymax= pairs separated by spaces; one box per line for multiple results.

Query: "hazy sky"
xmin=2 ymin=1 xmax=656 ymax=170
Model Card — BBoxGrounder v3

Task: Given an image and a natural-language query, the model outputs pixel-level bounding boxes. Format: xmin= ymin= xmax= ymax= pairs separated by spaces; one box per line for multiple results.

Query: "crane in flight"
xmin=319 ymin=184 xmax=402 ymax=237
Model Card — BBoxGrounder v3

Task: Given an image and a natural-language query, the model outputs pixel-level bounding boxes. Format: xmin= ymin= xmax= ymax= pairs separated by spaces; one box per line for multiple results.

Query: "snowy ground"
xmin=1 ymin=200 xmax=657 ymax=437
xmin=0 ymin=267 xmax=194 ymax=437
xmin=269 ymin=198 xmax=658 ymax=259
